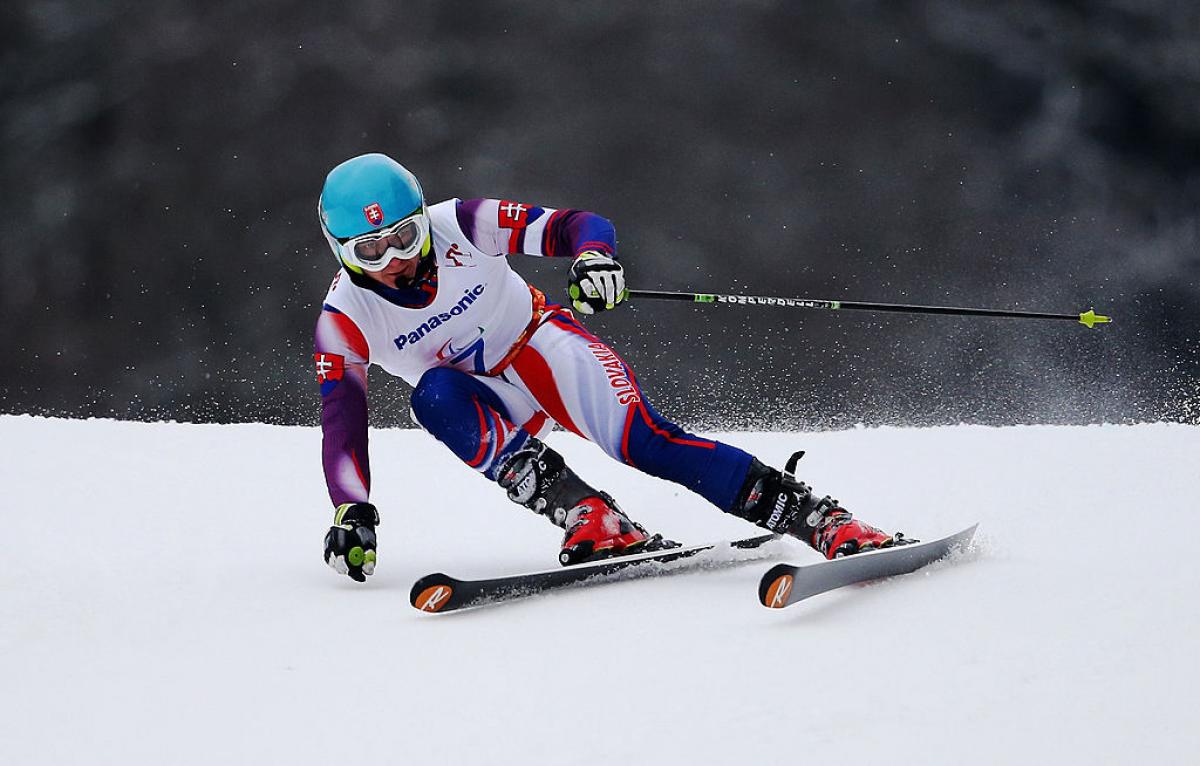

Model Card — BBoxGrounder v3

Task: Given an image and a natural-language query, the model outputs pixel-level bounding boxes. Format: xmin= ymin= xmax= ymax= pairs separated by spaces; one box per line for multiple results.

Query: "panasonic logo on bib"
xmin=394 ymin=285 xmax=486 ymax=351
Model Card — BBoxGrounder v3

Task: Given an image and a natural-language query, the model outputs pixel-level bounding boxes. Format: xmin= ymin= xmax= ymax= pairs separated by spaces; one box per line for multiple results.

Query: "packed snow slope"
xmin=2 ymin=416 xmax=1197 ymax=765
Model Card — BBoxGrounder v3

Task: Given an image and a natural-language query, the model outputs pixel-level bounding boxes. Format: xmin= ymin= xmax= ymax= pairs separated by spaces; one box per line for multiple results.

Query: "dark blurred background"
xmin=3 ymin=0 xmax=1198 ymax=430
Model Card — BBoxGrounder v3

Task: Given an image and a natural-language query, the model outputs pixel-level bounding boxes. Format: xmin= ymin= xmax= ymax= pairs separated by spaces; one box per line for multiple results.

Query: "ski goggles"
xmin=329 ymin=210 xmax=430 ymax=272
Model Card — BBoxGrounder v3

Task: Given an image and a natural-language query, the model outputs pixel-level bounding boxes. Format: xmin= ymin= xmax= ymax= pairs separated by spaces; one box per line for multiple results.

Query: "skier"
xmin=316 ymin=153 xmax=897 ymax=582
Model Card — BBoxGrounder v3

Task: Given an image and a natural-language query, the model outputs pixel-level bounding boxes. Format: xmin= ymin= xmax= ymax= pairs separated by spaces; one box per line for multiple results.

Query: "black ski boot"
xmin=732 ymin=451 xmax=897 ymax=559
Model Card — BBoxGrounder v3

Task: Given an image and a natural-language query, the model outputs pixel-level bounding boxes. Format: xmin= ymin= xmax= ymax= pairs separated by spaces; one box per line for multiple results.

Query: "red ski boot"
xmin=558 ymin=493 xmax=651 ymax=565
xmin=806 ymin=506 xmax=895 ymax=559
xmin=733 ymin=450 xmax=898 ymax=559
xmin=496 ymin=439 xmax=665 ymax=566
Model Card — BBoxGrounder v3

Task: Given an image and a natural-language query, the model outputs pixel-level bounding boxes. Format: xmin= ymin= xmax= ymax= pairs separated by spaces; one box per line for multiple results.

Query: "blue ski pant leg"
xmin=409 ymin=366 xmax=542 ymax=480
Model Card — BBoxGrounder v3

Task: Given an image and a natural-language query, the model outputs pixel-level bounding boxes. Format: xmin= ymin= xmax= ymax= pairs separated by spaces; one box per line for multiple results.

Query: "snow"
xmin=2 ymin=415 xmax=1197 ymax=764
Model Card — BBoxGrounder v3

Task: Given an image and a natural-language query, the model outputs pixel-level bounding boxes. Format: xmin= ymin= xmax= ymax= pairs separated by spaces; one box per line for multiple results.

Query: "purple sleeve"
xmin=542 ymin=209 xmax=617 ymax=259
xmin=455 ymin=198 xmax=495 ymax=252
xmin=315 ymin=307 xmax=371 ymax=508
xmin=455 ymin=198 xmax=617 ymax=259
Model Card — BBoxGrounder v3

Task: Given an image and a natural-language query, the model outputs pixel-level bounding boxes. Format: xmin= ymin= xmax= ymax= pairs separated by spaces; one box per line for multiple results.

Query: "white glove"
xmin=567 ymin=250 xmax=627 ymax=314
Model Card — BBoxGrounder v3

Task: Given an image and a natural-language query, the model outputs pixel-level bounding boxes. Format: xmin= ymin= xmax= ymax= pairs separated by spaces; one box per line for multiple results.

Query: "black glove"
xmin=567 ymin=250 xmax=627 ymax=314
xmin=324 ymin=502 xmax=379 ymax=582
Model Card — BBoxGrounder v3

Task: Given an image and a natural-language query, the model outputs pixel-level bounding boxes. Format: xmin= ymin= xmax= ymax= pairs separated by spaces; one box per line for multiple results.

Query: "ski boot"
xmin=733 ymin=451 xmax=898 ymax=559
xmin=496 ymin=439 xmax=673 ymax=565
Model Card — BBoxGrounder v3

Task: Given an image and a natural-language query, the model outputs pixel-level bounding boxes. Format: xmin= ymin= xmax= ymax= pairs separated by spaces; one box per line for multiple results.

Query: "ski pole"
xmin=626 ymin=289 xmax=1112 ymax=328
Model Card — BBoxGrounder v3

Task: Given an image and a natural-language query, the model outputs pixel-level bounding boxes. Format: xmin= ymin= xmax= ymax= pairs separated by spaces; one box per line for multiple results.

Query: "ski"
xmin=759 ymin=524 xmax=978 ymax=609
xmin=411 ymin=534 xmax=781 ymax=613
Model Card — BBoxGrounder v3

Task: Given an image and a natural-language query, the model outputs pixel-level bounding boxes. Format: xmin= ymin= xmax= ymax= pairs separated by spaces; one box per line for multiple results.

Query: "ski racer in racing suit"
xmin=316 ymin=153 xmax=897 ymax=581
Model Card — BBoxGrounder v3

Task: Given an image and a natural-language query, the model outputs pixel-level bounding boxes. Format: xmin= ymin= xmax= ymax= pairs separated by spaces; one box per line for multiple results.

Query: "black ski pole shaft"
xmin=626 ymin=289 xmax=1112 ymax=328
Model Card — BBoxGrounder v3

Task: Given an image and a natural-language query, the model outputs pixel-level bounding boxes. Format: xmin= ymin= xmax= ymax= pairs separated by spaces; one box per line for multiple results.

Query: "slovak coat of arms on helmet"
xmin=363 ymin=203 xmax=384 ymax=227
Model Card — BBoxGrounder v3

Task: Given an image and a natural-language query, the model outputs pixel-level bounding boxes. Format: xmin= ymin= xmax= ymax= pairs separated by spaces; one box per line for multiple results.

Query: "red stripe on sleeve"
xmin=541 ymin=209 xmax=566 ymax=258
xmin=327 ymin=311 xmax=370 ymax=361
xmin=576 ymin=240 xmax=614 ymax=256
xmin=350 ymin=449 xmax=370 ymax=491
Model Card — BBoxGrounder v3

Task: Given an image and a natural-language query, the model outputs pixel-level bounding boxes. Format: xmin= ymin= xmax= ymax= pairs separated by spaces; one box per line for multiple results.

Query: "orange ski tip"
xmin=415 ymin=584 xmax=454 ymax=612
xmin=764 ymin=574 xmax=794 ymax=608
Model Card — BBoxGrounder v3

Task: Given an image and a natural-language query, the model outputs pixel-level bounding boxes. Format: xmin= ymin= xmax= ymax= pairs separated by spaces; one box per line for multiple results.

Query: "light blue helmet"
xmin=318 ymin=153 xmax=430 ymax=272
